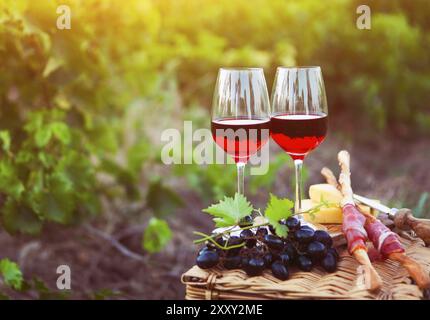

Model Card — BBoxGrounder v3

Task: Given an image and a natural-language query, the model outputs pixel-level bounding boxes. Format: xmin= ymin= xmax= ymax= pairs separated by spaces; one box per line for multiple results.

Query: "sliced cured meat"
xmin=365 ymin=219 xmax=404 ymax=258
xmin=342 ymin=204 xmax=368 ymax=254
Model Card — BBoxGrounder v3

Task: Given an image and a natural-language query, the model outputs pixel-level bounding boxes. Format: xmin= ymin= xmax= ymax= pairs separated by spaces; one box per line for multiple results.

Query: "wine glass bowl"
xmin=270 ymin=66 xmax=328 ymax=212
xmin=211 ymin=68 xmax=271 ymax=194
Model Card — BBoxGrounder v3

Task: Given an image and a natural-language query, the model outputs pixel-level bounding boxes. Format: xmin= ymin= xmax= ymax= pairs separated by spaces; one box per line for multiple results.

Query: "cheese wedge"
xmin=309 ymin=184 xmax=343 ymax=203
xmin=301 ymin=199 xmax=376 ymax=224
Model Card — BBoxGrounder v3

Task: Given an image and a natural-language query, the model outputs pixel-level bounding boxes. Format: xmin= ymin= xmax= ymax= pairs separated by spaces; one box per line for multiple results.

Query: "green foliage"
xmin=174 ymin=153 xmax=293 ymax=202
xmin=1 ymin=0 xmax=429 ymax=251
xmin=0 ymin=1 xmax=178 ymax=244
xmin=0 ymin=110 xmax=99 ymax=233
xmin=0 ymin=259 xmax=23 ymax=290
xmin=143 ymin=217 xmax=172 ymax=253
xmin=146 ymin=179 xmax=184 ymax=218
xmin=202 ymin=193 xmax=253 ymax=227
xmin=249 ymin=153 xmax=291 ymax=194
xmin=264 ymin=194 xmax=294 ymax=237
xmin=30 ymin=277 xmax=71 ymax=300
xmin=91 ymin=288 xmax=122 ymax=300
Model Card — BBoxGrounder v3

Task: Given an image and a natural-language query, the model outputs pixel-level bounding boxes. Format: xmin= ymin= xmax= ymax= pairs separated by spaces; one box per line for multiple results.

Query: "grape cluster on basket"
xmin=196 ymin=215 xmax=338 ymax=280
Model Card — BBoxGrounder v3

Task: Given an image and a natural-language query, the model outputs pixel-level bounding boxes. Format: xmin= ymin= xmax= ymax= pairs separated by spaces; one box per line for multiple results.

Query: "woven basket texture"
xmin=182 ymin=228 xmax=430 ymax=300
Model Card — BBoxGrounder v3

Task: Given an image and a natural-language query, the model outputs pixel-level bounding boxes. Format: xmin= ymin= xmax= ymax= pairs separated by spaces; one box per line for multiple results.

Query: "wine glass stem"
xmin=294 ymin=159 xmax=303 ymax=214
xmin=236 ymin=162 xmax=246 ymax=194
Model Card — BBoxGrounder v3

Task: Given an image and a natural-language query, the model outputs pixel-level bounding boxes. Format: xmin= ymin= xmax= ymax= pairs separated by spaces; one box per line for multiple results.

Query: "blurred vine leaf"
xmin=32 ymin=277 xmax=70 ymax=300
xmin=99 ymin=157 xmax=139 ymax=200
xmin=142 ymin=217 xmax=172 ymax=253
xmin=91 ymin=288 xmax=123 ymax=300
xmin=413 ymin=192 xmax=429 ymax=218
xmin=146 ymin=179 xmax=183 ymax=218
xmin=0 ymin=131 xmax=11 ymax=153
xmin=0 ymin=259 xmax=23 ymax=290
xmin=2 ymin=199 xmax=43 ymax=235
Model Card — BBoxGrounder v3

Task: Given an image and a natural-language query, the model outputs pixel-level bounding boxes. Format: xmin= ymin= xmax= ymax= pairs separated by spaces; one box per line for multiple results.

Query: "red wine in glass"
xmin=270 ymin=113 xmax=327 ymax=160
xmin=270 ymin=67 xmax=328 ymax=213
xmin=211 ymin=117 xmax=270 ymax=163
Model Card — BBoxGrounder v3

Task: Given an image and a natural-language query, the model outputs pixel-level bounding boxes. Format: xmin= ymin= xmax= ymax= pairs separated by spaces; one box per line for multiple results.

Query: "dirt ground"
xmin=0 ymin=133 xmax=429 ymax=299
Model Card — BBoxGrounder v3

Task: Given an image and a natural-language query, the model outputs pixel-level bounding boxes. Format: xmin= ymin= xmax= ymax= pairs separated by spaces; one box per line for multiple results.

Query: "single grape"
xmin=227 ymin=236 xmax=244 ymax=246
xmin=328 ymin=247 xmax=339 ymax=261
xmin=256 ymin=227 xmax=268 ymax=238
xmin=271 ymin=261 xmax=289 ymax=280
xmin=263 ymin=252 xmax=274 ymax=268
xmin=226 ymin=235 xmax=244 ymax=256
xmin=241 ymin=256 xmax=250 ymax=269
xmin=321 ymin=252 xmax=337 ymax=273
xmin=196 ymin=250 xmax=219 ymax=269
xmin=300 ymin=225 xmax=314 ymax=232
xmin=423 ymin=288 xmax=430 ymax=300
xmin=215 ymin=237 xmax=226 ymax=248
xmin=240 ymin=229 xmax=254 ymax=238
xmin=307 ymin=241 xmax=327 ymax=262
xmin=240 ymin=229 xmax=257 ymax=248
xmin=244 ymin=257 xmax=265 ymax=276
xmin=269 ymin=225 xmax=276 ymax=235
xmin=239 ymin=215 xmax=253 ymax=227
xmin=297 ymin=255 xmax=313 ymax=272
xmin=286 ymin=216 xmax=301 ymax=232
xmin=226 ymin=248 xmax=242 ymax=257
xmin=284 ymin=242 xmax=297 ymax=262
xmin=278 ymin=252 xmax=291 ymax=266
xmin=198 ymin=247 xmax=210 ymax=256
xmin=297 ymin=242 xmax=308 ymax=254
xmin=313 ymin=230 xmax=333 ymax=247
xmin=263 ymin=234 xmax=284 ymax=251
xmin=294 ymin=228 xmax=315 ymax=244
xmin=223 ymin=255 xmax=241 ymax=270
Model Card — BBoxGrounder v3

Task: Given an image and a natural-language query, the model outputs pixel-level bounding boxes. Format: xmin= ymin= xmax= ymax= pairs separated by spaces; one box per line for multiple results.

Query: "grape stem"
xmin=193 ymin=222 xmax=269 ymax=248
xmin=193 ymin=200 xmax=336 ymax=249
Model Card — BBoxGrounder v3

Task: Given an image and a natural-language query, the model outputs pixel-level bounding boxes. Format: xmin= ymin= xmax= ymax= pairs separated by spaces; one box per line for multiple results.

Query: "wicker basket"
xmin=182 ymin=230 xmax=430 ymax=300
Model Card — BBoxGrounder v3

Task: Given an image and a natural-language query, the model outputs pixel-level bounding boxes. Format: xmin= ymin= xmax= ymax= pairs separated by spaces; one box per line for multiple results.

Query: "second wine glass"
xmin=270 ymin=66 xmax=328 ymax=213
xmin=211 ymin=68 xmax=271 ymax=195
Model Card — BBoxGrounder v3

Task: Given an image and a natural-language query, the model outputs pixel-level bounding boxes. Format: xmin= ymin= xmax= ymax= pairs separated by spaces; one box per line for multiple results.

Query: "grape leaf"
xmin=0 ymin=161 xmax=25 ymax=200
xmin=0 ymin=259 xmax=23 ymax=290
xmin=2 ymin=198 xmax=43 ymax=235
xmin=35 ymin=127 xmax=52 ymax=147
xmin=264 ymin=193 xmax=294 ymax=237
xmin=146 ymin=179 xmax=183 ymax=217
xmin=0 ymin=131 xmax=11 ymax=152
xmin=143 ymin=218 xmax=172 ymax=253
xmin=50 ymin=122 xmax=71 ymax=145
xmin=203 ymin=193 xmax=254 ymax=227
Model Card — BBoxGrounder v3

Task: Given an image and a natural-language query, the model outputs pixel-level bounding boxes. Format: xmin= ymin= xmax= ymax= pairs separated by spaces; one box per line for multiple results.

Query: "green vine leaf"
xmin=264 ymin=193 xmax=294 ymax=237
xmin=203 ymin=193 xmax=253 ymax=227
xmin=143 ymin=218 xmax=172 ymax=253
xmin=0 ymin=131 xmax=11 ymax=153
xmin=0 ymin=259 xmax=23 ymax=290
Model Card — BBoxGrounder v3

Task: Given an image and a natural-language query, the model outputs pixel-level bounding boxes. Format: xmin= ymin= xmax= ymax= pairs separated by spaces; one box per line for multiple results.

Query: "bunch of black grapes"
xmin=196 ymin=216 xmax=338 ymax=280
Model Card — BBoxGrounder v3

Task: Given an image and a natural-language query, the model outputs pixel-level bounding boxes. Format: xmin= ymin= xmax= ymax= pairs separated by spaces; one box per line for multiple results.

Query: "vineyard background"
xmin=0 ymin=0 xmax=429 ymax=299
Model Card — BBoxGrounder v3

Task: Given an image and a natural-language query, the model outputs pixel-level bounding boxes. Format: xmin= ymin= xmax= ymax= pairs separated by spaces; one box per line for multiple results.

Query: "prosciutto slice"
xmin=365 ymin=218 xmax=404 ymax=258
xmin=342 ymin=204 xmax=368 ymax=254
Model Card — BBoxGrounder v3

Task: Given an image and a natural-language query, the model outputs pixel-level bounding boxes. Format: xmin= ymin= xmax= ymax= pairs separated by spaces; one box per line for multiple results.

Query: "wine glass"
xmin=270 ymin=66 xmax=328 ymax=213
xmin=211 ymin=68 xmax=271 ymax=195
